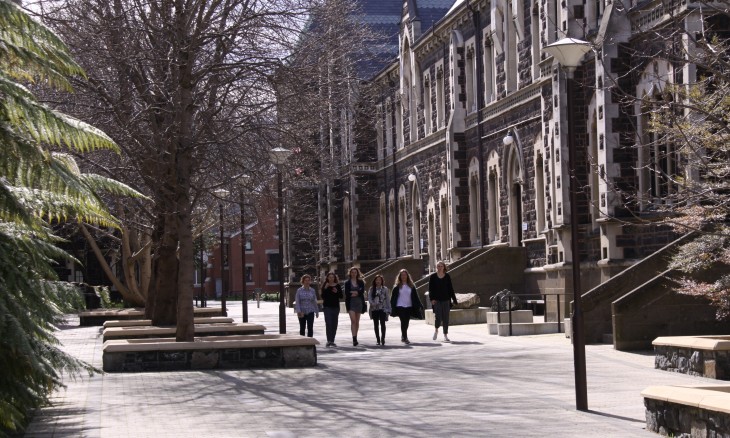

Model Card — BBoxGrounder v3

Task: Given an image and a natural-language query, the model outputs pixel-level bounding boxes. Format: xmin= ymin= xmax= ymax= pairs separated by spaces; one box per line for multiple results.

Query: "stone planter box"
xmin=79 ymin=307 xmax=223 ymax=326
xmin=642 ymin=385 xmax=730 ymax=436
xmin=492 ymin=322 xmax=563 ymax=336
xmin=424 ymin=308 xmax=489 ymax=326
xmin=102 ymin=334 xmax=318 ymax=372
xmin=653 ymin=336 xmax=730 ymax=379
xmin=103 ymin=316 xmax=234 ymax=328
xmin=486 ymin=310 xmax=533 ymax=334
xmin=102 ymin=323 xmax=266 ymax=342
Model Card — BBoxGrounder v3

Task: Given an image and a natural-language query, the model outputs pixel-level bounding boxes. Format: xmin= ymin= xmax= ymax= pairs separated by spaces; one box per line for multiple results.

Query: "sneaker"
xmin=404 ymin=338 xmax=411 ymax=345
xmin=376 ymin=341 xmax=381 ymax=346
xmin=401 ymin=336 xmax=405 ymax=343
xmin=443 ymin=335 xmax=451 ymax=343
xmin=433 ymin=330 xmax=438 ymax=341
xmin=331 ymin=343 xmax=337 ymax=348
xmin=326 ymin=342 xmax=332 ymax=348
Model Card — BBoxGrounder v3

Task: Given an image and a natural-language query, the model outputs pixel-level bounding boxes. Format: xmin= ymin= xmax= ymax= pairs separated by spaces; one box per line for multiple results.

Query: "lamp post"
xmin=239 ymin=173 xmax=251 ymax=322
xmin=269 ymin=147 xmax=292 ymax=334
xmin=543 ymin=37 xmax=592 ymax=412
xmin=213 ymin=188 xmax=230 ymax=317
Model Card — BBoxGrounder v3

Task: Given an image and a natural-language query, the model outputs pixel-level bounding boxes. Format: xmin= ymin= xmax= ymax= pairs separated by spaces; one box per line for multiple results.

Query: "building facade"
xmin=284 ymin=0 xmax=726 ymax=309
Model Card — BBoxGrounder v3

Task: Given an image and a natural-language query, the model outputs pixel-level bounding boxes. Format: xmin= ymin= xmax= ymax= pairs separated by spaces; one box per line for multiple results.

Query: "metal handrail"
xmin=493 ymin=292 xmax=573 ymax=335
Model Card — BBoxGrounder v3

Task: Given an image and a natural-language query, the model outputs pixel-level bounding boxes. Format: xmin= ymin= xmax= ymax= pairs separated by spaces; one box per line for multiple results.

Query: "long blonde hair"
xmin=394 ymin=269 xmax=415 ymax=288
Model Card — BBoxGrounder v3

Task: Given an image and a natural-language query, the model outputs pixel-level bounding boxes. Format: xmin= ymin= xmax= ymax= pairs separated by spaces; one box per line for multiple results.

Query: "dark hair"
xmin=324 ymin=272 xmax=339 ymax=283
xmin=370 ymin=274 xmax=385 ymax=291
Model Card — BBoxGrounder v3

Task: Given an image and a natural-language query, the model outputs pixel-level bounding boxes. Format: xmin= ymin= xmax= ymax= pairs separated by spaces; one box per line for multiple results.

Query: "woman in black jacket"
xmin=390 ymin=269 xmax=424 ymax=345
xmin=321 ymin=272 xmax=343 ymax=347
xmin=428 ymin=261 xmax=458 ymax=342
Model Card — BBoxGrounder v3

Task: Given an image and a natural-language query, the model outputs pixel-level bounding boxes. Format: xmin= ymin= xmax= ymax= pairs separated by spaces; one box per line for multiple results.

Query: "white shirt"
xmin=397 ymin=284 xmax=413 ymax=307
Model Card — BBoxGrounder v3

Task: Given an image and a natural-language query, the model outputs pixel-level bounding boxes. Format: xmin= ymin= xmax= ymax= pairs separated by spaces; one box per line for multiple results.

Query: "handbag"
xmin=362 ymin=297 xmax=368 ymax=313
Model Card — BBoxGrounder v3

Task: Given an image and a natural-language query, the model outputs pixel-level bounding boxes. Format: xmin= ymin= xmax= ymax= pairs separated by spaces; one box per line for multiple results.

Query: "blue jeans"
xmin=323 ymin=306 xmax=339 ymax=343
xmin=298 ymin=312 xmax=315 ymax=337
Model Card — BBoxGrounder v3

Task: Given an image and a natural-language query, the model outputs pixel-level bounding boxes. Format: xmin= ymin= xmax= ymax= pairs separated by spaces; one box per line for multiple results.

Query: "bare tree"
xmin=29 ymin=0 xmax=311 ymax=340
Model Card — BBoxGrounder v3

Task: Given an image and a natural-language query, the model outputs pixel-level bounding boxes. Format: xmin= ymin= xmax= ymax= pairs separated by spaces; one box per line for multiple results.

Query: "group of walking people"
xmin=293 ymin=261 xmax=459 ymax=347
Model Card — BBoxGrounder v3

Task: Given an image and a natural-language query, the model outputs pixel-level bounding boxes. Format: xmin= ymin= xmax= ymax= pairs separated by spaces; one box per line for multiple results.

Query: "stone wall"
xmin=654 ymin=345 xmax=730 ymax=379
xmin=645 ymin=398 xmax=730 ymax=437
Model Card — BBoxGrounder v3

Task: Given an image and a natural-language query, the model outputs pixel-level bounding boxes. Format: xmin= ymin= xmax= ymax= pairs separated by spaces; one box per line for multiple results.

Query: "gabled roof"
xmin=411 ymin=0 xmax=457 ymax=32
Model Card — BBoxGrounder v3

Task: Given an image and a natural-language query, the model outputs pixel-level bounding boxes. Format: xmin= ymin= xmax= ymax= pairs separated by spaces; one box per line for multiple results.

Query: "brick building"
xmin=283 ymin=0 xmax=727 ymax=318
xmin=199 ymin=201 xmax=282 ymax=300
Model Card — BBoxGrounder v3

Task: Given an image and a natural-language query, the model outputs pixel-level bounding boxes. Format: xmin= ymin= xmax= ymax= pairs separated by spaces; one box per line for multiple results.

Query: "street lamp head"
xmin=503 ymin=132 xmax=514 ymax=146
xmin=269 ymin=147 xmax=292 ymax=166
xmin=543 ymin=38 xmax=592 ymax=73
xmin=407 ymin=173 xmax=416 ymax=182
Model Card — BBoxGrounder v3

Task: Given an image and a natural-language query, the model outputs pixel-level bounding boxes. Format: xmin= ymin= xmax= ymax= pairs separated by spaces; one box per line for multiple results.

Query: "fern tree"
xmin=0 ymin=0 xmax=137 ymax=433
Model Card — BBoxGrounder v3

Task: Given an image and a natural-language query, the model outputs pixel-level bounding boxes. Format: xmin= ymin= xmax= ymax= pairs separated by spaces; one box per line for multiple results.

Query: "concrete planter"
xmin=424 ymin=308 xmax=489 ymax=326
xmin=103 ymin=334 xmax=318 ymax=372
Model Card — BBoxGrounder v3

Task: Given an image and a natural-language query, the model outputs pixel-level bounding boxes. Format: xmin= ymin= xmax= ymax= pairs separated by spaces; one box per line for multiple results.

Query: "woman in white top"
xmin=389 ymin=269 xmax=424 ymax=344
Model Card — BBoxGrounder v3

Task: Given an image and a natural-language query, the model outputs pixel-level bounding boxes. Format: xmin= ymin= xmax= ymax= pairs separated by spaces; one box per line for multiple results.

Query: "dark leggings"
xmin=298 ymin=312 xmax=315 ymax=337
xmin=397 ymin=307 xmax=411 ymax=339
xmin=372 ymin=310 xmax=387 ymax=341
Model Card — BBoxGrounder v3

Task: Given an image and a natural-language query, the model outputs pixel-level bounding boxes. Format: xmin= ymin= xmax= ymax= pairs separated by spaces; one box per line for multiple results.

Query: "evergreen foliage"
xmin=0 ymin=0 xmax=137 ymax=433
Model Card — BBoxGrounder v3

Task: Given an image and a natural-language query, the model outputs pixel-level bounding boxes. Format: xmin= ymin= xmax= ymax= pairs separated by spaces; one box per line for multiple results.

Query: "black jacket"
xmin=344 ymin=279 xmax=366 ymax=312
xmin=428 ymin=273 xmax=457 ymax=303
xmin=321 ymin=283 xmax=343 ymax=308
xmin=390 ymin=284 xmax=424 ymax=319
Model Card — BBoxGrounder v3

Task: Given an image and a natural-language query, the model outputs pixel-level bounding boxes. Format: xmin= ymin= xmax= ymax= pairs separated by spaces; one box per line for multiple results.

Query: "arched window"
xmin=465 ymin=41 xmax=476 ymax=113
xmin=436 ymin=63 xmax=445 ymax=129
xmin=398 ymin=184 xmax=407 ymax=256
xmin=388 ymin=190 xmax=396 ymax=258
xmin=487 ymin=151 xmax=501 ymax=243
xmin=468 ymin=157 xmax=481 ymax=245
xmin=439 ymin=183 xmax=450 ymax=261
xmin=343 ymin=197 xmax=351 ymax=261
xmin=379 ymin=194 xmax=387 ymax=259
xmin=535 ymin=150 xmax=546 ymax=234
xmin=507 ymin=144 xmax=524 ymax=247
xmin=423 ymin=73 xmax=432 ymax=135
xmin=427 ymin=197 xmax=437 ymax=272
xmin=411 ymin=179 xmax=422 ymax=258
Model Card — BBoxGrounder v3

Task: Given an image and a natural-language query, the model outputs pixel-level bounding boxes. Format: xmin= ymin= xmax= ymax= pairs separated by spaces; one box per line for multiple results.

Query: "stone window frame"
xmin=465 ymin=38 xmax=477 ymax=113
xmin=487 ymin=150 xmax=502 ymax=243
xmin=483 ymin=28 xmax=496 ymax=105
xmin=438 ymin=181 xmax=450 ymax=261
xmin=435 ymin=61 xmax=446 ymax=129
xmin=423 ymin=71 xmax=433 ymax=135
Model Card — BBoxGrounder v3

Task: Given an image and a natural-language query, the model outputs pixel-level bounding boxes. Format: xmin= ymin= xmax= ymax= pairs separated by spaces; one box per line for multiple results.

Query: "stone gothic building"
xmin=283 ymin=0 xmax=728 ymax=328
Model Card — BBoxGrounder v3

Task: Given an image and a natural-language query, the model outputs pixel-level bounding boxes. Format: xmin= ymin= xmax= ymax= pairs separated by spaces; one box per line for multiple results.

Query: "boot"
xmin=353 ymin=336 xmax=358 ymax=346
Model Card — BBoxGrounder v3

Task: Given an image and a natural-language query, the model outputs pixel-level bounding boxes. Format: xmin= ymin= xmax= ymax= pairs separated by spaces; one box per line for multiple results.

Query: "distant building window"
xmin=267 ymin=253 xmax=281 ymax=282
xmin=245 ymin=266 xmax=253 ymax=283
xmin=245 ymin=235 xmax=252 ymax=251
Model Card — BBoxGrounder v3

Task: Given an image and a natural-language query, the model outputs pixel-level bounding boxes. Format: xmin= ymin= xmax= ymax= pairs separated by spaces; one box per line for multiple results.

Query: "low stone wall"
xmin=103 ymin=317 xmax=234 ymax=328
xmin=424 ymin=308 xmax=489 ymax=326
xmin=102 ymin=323 xmax=266 ymax=342
xmin=103 ymin=334 xmax=318 ymax=372
xmin=654 ymin=336 xmax=730 ymax=380
xmin=79 ymin=307 xmax=223 ymax=326
xmin=643 ymin=385 xmax=730 ymax=436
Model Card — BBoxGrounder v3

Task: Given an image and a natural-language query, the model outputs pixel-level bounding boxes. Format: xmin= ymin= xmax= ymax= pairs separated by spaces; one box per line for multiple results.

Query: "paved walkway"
xmin=24 ymin=301 xmax=711 ymax=437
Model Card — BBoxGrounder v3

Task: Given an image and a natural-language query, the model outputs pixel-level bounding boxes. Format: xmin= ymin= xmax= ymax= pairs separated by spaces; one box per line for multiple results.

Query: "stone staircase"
xmin=414 ymin=246 xmax=527 ymax=307
xmin=581 ymin=232 xmax=697 ymax=345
